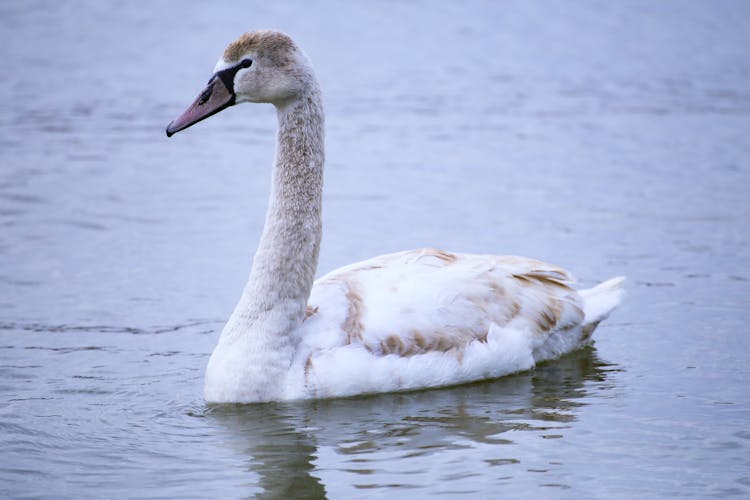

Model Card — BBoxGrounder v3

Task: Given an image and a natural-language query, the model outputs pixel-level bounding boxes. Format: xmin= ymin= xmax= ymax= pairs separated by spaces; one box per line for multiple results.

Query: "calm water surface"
xmin=2 ymin=1 xmax=749 ymax=497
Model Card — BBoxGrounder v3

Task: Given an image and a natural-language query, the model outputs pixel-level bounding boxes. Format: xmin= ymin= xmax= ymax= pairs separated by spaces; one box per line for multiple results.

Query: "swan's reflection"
xmin=208 ymin=346 xmax=619 ymax=497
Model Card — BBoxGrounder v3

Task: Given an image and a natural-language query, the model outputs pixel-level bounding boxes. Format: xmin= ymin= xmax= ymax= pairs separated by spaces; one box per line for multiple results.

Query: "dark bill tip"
xmin=165 ymin=122 xmax=176 ymax=137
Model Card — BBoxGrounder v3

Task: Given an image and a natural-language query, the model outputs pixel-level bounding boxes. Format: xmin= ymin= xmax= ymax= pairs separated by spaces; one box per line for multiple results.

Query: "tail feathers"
xmin=580 ymin=276 xmax=625 ymax=324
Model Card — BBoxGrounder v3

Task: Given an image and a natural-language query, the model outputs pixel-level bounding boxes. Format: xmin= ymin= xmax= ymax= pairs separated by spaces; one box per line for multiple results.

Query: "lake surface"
xmin=2 ymin=0 xmax=749 ymax=497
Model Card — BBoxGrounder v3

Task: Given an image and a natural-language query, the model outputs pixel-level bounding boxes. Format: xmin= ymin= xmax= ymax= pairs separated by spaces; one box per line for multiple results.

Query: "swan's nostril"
xmin=198 ymin=83 xmax=214 ymax=105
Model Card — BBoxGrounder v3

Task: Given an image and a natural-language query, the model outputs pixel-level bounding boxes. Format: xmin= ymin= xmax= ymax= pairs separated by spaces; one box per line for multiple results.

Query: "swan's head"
xmin=166 ymin=30 xmax=314 ymax=137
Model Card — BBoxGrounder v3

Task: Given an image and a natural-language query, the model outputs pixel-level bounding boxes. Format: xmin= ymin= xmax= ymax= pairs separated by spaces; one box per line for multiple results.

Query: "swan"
xmin=166 ymin=30 xmax=624 ymax=403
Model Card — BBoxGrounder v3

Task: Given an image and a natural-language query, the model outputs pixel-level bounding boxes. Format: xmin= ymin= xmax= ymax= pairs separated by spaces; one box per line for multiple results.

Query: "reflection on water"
xmin=210 ymin=406 xmax=326 ymax=498
xmin=209 ymin=347 xmax=616 ymax=497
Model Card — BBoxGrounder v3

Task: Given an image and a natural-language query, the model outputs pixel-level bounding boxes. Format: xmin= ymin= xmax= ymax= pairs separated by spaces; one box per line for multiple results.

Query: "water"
xmin=2 ymin=0 xmax=749 ymax=497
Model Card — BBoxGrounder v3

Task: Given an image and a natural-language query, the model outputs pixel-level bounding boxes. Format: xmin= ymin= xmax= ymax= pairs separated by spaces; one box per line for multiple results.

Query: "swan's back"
xmin=286 ymin=248 xmax=623 ymax=399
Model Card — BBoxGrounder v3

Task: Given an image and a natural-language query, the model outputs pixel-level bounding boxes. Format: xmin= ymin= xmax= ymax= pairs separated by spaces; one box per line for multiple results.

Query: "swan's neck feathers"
xmin=246 ymin=86 xmax=324 ymax=321
xmin=206 ymin=83 xmax=324 ymax=402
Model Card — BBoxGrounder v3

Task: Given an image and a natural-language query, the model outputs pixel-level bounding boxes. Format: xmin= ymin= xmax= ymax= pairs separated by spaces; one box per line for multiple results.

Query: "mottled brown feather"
xmin=223 ymin=30 xmax=296 ymax=65
xmin=303 ymin=305 xmax=319 ymax=322
xmin=342 ymin=279 xmax=365 ymax=344
xmin=314 ymin=250 xmax=587 ymax=362
xmin=417 ymin=248 xmax=458 ymax=265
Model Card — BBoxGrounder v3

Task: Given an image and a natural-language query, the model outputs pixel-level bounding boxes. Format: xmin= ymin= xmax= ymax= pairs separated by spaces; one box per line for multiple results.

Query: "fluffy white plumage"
xmin=167 ymin=30 xmax=624 ymax=403
xmin=289 ymin=249 xmax=624 ymax=400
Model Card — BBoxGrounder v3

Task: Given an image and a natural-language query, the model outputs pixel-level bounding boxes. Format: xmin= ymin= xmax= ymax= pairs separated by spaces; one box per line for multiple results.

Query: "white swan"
xmin=166 ymin=30 xmax=624 ymax=403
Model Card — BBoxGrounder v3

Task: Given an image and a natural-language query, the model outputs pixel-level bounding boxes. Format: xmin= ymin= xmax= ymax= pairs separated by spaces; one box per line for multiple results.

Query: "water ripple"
xmin=0 ymin=320 xmax=222 ymax=335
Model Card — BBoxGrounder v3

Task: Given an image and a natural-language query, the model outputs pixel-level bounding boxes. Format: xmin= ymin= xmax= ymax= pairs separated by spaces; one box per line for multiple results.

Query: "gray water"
xmin=2 ymin=1 xmax=749 ymax=497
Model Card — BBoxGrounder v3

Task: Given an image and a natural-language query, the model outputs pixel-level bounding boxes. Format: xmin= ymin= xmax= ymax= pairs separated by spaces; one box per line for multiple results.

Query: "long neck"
xmin=224 ymin=87 xmax=324 ymax=343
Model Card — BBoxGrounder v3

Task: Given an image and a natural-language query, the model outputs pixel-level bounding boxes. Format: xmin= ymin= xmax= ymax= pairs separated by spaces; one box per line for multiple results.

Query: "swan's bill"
xmin=166 ymin=74 xmax=235 ymax=137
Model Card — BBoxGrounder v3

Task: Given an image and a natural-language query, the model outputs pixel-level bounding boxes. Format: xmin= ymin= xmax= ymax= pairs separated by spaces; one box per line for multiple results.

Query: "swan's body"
xmin=167 ymin=30 xmax=624 ymax=403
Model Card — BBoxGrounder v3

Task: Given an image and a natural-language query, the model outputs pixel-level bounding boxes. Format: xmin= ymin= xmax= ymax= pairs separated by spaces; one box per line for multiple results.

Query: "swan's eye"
xmin=240 ymin=59 xmax=252 ymax=68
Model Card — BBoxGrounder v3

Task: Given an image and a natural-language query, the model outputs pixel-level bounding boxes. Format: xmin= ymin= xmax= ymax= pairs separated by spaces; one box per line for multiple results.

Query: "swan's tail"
xmin=580 ymin=276 xmax=625 ymax=329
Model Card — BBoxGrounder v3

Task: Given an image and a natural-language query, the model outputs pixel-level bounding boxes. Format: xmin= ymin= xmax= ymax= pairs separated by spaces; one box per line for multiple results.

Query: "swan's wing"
xmin=300 ymin=248 xmax=585 ymax=357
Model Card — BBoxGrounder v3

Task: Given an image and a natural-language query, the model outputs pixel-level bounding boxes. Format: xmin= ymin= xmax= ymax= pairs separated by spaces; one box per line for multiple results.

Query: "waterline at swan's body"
xmin=205 ymin=248 xmax=624 ymax=402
